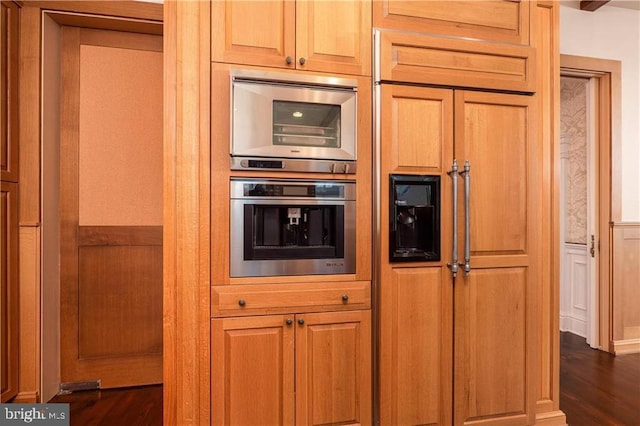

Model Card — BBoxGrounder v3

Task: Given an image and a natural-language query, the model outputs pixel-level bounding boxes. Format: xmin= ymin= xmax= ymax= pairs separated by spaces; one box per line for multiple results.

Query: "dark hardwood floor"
xmin=46 ymin=333 xmax=639 ymax=425
xmin=560 ymin=331 xmax=640 ymax=426
xmin=49 ymin=384 xmax=162 ymax=426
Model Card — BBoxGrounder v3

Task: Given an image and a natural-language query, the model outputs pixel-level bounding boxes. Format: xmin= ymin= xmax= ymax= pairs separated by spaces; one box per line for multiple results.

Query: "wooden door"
xmin=59 ymin=27 xmax=163 ymax=388
xmin=296 ymin=0 xmax=371 ymax=75
xmin=1 ymin=0 xmax=19 ymax=183
xmin=453 ymin=91 xmax=538 ymax=425
xmin=211 ymin=0 xmax=295 ymax=69
xmin=1 ymin=181 xmax=18 ymax=402
xmin=295 ymin=310 xmax=371 ymax=426
xmin=378 ymin=84 xmax=453 ymax=425
xmin=211 ymin=315 xmax=295 ymax=426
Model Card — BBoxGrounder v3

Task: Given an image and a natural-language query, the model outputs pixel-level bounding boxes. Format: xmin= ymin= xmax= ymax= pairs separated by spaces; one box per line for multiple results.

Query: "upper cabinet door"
xmin=296 ymin=0 xmax=371 ymax=75
xmin=211 ymin=0 xmax=371 ymax=76
xmin=374 ymin=0 xmax=530 ymax=46
xmin=1 ymin=1 xmax=19 ymax=183
xmin=211 ymin=0 xmax=295 ymax=69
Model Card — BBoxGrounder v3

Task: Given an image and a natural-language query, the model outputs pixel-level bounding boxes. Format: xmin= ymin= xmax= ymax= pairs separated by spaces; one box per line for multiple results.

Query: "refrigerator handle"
xmin=459 ymin=161 xmax=471 ymax=276
xmin=447 ymin=160 xmax=459 ymax=277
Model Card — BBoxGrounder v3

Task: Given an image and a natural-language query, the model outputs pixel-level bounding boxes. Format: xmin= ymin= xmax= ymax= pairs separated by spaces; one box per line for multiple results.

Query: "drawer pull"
xmin=286 ymin=319 xmax=293 ymax=326
xmin=238 ymin=299 xmax=246 ymax=307
xmin=298 ymin=318 xmax=305 ymax=325
xmin=342 ymin=294 xmax=349 ymax=302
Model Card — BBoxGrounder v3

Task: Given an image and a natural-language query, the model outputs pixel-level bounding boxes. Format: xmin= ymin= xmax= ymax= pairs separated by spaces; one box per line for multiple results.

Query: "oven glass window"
xmin=272 ymin=101 xmax=341 ymax=148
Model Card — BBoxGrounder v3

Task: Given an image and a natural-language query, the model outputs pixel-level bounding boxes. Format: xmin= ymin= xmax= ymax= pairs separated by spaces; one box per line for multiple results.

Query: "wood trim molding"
xmin=580 ymin=1 xmax=611 ymax=12
xmin=534 ymin=2 xmax=563 ymax=421
xmin=21 ymin=1 xmax=162 ymax=21
xmin=163 ymin=0 xmax=210 ymax=423
xmin=560 ymin=54 xmax=621 ymax=353
xmin=612 ymin=339 xmax=640 ymax=355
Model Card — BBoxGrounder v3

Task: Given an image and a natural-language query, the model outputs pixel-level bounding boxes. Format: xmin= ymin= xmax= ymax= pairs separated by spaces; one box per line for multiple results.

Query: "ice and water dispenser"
xmin=389 ymin=175 xmax=441 ymax=262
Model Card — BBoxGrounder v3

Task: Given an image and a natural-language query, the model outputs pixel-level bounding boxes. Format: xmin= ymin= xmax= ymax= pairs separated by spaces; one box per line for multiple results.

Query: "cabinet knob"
xmin=342 ymin=294 xmax=349 ymax=302
xmin=285 ymin=56 xmax=293 ymax=65
xmin=298 ymin=318 xmax=305 ymax=325
xmin=299 ymin=57 xmax=306 ymax=65
xmin=238 ymin=299 xmax=246 ymax=307
xmin=286 ymin=318 xmax=293 ymax=325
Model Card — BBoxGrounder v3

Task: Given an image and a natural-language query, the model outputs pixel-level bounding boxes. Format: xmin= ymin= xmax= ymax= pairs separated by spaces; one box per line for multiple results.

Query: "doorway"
xmin=559 ymin=54 xmax=620 ymax=352
xmin=559 ymin=75 xmax=597 ymax=346
xmin=40 ymin=9 xmax=163 ymax=401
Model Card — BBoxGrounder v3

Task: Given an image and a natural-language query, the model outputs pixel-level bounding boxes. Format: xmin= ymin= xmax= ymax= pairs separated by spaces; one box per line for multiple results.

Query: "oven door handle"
xmin=447 ymin=160 xmax=459 ymax=277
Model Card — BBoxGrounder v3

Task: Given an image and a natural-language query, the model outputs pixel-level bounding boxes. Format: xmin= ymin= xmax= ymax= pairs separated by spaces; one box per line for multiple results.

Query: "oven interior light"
xmin=292 ymin=111 xmax=303 ymax=118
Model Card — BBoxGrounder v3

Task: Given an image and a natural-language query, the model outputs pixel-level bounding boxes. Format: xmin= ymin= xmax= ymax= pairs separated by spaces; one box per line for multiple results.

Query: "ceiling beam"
xmin=580 ymin=0 xmax=611 ymax=11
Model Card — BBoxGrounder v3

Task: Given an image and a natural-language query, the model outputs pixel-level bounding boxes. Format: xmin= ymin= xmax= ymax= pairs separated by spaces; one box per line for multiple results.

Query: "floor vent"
xmin=59 ymin=380 xmax=101 ymax=394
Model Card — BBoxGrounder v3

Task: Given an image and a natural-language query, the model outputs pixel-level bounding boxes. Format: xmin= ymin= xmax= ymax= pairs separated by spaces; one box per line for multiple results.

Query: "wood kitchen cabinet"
xmin=378 ymin=85 xmax=539 ymax=425
xmin=211 ymin=310 xmax=371 ymax=426
xmin=1 ymin=181 xmax=18 ymax=402
xmin=211 ymin=0 xmax=371 ymax=75
xmin=373 ymin=0 xmax=530 ymax=46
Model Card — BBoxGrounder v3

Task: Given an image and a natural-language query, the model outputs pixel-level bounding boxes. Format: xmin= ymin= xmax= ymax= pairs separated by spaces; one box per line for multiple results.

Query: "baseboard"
xmin=12 ymin=391 xmax=39 ymax=403
xmin=559 ymin=315 xmax=586 ymax=337
xmin=536 ymin=410 xmax=567 ymax=425
xmin=612 ymin=338 xmax=640 ymax=355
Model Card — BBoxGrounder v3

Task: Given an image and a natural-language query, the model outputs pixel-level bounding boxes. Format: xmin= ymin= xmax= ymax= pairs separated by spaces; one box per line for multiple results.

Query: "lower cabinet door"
xmin=211 ymin=315 xmax=295 ymax=426
xmin=295 ymin=310 xmax=372 ymax=426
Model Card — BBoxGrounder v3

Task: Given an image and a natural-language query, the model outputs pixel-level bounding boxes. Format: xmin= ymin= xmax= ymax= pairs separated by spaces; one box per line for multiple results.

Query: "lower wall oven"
xmin=230 ymin=179 xmax=356 ymax=277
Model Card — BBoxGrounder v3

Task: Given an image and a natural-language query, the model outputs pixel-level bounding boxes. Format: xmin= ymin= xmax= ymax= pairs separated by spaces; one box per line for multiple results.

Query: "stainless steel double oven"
xmin=228 ymin=69 xmax=359 ymax=278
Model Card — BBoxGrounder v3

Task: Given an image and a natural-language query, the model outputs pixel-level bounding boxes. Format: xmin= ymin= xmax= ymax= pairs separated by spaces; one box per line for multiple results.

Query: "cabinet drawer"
xmin=376 ymin=31 xmax=535 ymax=93
xmin=212 ymin=281 xmax=371 ymax=317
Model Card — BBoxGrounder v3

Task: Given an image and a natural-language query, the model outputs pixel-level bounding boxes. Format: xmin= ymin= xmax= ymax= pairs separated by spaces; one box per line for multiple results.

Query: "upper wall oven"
xmin=230 ymin=69 xmax=358 ymax=174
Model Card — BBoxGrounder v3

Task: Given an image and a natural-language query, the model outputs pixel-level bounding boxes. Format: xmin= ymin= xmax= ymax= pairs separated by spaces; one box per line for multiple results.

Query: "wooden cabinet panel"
xmin=455 ymin=91 xmax=530 ymax=255
xmin=1 ymin=181 xmax=18 ymax=402
xmin=379 ymin=267 xmax=452 ymax=425
xmin=212 ymin=315 xmax=295 ymax=426
xmin=211 ymin=0 xmax=371 ymax=75
xmin=374 ymin=0 xmax=530 ymax=46
xmin=212 ymin=281 xmax=371 ymax=317
xmin=211 ymin=0 xmax=295 ymax=68
xmin=377 ymin=88 xmax=538 ymax=425
xmin=454 ymin=91 xmax=538 ymax=425
xmin=78 ymin=244 xmax=162 ymax=359
xmin=212 ymin=311 xmax=370 ymax=426
xmin=377 ymin=31 xmax=535 ymax=93
xmin=296 ymin=0 xmax=371 ymax=75
xmin=454 ymin=268 xmax=530 ymax=425
xmin=296 ymin=310 xmax=371 ymax=426
xmin=380 ymin=85 xmax=453 ymax=174
xmin=1 ymin=1 xmax=19 ymax=182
